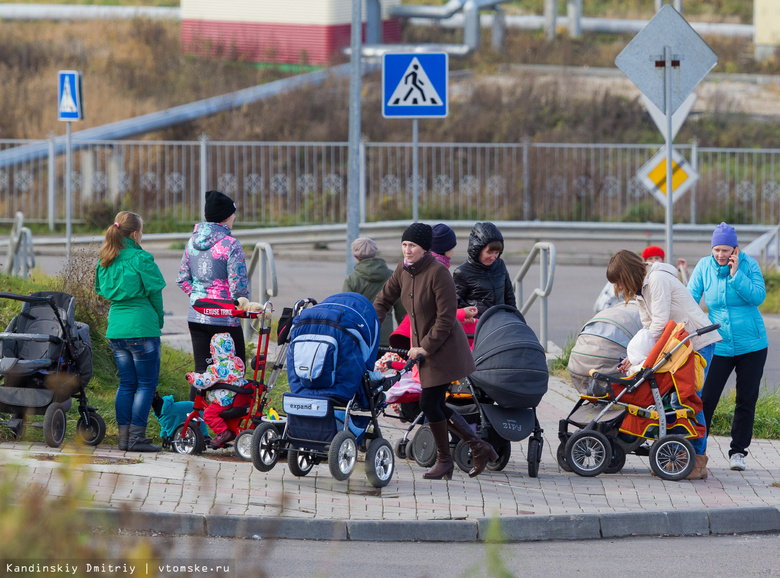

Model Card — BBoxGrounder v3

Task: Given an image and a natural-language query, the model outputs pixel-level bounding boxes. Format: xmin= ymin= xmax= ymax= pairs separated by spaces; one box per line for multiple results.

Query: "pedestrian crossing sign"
xmin=58 ymin=70 xmax=83 ymax=122
xmin=383 ymin=53 xmax=448 ymax=119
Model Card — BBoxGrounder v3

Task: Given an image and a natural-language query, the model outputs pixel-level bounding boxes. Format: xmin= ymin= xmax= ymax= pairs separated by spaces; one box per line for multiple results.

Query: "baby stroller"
xmin=250 ymin=292 xmax=414 ymax=488
xmin=562 ymin=320 xmax=719 ymax=481
xmin=0 ymin=291 xmax=104 ymax=447
xmin=170 ymin=297 xmax=275 ymax=459
xmin=391 ymin=306 xmax=548 ymax=477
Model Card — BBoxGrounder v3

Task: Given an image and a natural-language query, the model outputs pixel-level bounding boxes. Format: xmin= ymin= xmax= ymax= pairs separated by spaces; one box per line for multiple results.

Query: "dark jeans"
xmin=419 ymin=383 xmax=453 ymax=423
xmin=188 ymin=322 xmax=246 ymax=401
xmin=110 ymin=337 xmax=161 ymax=428
xmin=701 ymin=348 xmax=768 ymax=457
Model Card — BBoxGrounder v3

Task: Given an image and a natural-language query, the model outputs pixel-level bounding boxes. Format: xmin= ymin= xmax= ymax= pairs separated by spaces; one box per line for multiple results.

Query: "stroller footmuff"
xmin=0 ymin=291 xmax=104 ymax=447
xmin=250 ymin=292 xmax=412 ymax=488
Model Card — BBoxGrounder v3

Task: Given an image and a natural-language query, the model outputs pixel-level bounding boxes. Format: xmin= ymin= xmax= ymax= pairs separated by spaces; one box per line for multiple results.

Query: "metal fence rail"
xmin=2 ymin=138 xmax=780 ymax=227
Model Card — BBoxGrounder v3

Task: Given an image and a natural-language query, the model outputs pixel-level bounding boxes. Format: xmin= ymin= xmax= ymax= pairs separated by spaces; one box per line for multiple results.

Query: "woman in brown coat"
xmin=374 ymin=223 xmax=497 ymax=479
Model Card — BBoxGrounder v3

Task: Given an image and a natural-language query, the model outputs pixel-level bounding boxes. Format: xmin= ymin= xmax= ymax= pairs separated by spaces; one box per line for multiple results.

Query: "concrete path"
xmin=3 ymin=375 xmax=780 ymax=542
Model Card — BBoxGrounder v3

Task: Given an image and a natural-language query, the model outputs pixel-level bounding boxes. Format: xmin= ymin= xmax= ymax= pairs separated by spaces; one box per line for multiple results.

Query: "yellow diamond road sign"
xmin=637 ymin=147 xmax=699 ymax=206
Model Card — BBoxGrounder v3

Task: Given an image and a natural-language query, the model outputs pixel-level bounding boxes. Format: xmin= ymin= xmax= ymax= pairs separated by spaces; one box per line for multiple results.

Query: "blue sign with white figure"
xmin=382 ymin=53 xmax=448 ymax=119
xmin=58 ymin=70 xmax=83 ymax=122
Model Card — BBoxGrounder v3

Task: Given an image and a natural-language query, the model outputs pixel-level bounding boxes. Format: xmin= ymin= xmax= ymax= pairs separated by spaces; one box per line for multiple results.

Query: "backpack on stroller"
xmin=562 ymin=320 xmax=719 ymax=481
xmin=250 ymin=292 xmax=414 ymax=488
xmin=0 ymin=291 xmax=104 ymax=447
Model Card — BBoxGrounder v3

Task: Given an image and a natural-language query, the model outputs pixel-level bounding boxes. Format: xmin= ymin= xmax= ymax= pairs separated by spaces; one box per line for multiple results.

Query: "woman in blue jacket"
xmin=688 ymin=222 xmax=768 ymax=472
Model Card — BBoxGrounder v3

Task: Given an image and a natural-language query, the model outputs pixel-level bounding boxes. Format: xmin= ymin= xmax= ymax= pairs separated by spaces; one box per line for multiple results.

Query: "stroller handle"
xmin=695 ymin=323 xmax=721 ymax=336
xmin=377 ymin=346 xmax=411 ymax=357
xmin=196 ymin=382 xmax=256 ymax=396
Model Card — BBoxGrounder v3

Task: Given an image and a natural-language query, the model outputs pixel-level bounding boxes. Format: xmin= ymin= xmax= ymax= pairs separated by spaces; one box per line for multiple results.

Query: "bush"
xmin=710 ymin=387 xmax=780 ymax=440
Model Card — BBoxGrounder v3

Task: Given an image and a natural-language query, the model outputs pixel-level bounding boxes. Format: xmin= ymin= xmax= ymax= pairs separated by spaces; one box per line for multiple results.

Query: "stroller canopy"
xmin=470 ymin=305 xmax=548 ymax=409
xmin=287 ymin=292 xmax=380 ymax=405
xmin=567 ymin=302 xmax=642 ymax=395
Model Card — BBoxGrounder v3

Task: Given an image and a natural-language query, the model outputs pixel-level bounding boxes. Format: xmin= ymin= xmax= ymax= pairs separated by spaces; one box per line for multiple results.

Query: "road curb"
xmin=80 ymin=507 xmax=780 ymax=542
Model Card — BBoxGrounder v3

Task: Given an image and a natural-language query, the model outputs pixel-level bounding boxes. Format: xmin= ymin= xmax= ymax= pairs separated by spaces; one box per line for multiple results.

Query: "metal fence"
xmin=2 ymin=138 xmax=780 ymax=227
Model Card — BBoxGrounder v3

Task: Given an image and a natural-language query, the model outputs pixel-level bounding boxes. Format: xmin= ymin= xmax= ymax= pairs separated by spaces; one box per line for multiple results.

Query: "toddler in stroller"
xmin=562 ymin=320 xmax=719 ymax=481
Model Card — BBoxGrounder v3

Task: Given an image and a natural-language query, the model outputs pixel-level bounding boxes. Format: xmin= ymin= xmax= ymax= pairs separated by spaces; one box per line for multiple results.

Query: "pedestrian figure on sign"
xmin=403 ymin=64 xmax=426 ymax=104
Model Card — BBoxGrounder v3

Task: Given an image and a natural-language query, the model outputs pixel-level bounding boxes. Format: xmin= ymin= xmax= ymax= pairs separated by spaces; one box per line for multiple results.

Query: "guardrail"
xmin=244 ymin=242 xmax=278 ymax=341
xmin=743 ymin=225 xmax=780 ymax=270
xmin=5 ymin=212 xmax=35 ymax=279
xmin=513 ymin=242 xmax=556 ymax=353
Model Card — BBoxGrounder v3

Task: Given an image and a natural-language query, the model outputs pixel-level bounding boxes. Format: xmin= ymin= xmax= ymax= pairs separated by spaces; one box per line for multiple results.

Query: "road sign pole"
xmin=412 ymin=118 xmax=419 ymax=222
xmin=65 ymin=121 xmax=72 ymax=268
xmin=664 ymin=45 xmax=674 ymax=264
xmin=346 ymin=0 xmax=362 ymax=275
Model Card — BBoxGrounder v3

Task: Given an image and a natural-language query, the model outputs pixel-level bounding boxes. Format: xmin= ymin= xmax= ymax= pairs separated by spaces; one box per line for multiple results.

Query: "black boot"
xmin=447 ymin=411 xmax=498 ymax=477
xmin=117 ymin=425 xmax=130 ymax=451
xmin=422 ymin=420 xmax=454 ymax=480
xmin=128 ymin=425 xmax=161 ymax=452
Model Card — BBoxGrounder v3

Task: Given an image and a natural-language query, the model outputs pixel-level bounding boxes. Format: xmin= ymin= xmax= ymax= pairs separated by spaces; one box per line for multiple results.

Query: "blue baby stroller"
xmin=250 ymin=292 xmax=414 ymax=488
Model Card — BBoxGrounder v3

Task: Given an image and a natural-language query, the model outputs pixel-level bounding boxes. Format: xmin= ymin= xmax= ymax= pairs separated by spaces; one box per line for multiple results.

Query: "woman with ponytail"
xmin=95 ymin=211 xmax=166 ymax=452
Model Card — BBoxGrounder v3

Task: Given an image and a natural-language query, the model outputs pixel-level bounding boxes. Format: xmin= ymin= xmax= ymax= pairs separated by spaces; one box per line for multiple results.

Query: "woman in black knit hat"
xmin=374 ymin=223 xmax=497 ymax=479
xmin=176 ymin=190 xmax=249 ymax=405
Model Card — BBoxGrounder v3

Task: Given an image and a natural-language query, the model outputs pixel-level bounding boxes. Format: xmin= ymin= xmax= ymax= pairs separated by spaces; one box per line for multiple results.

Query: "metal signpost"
xmin=57 ymin=70 xmax=83 ymax=266
xmin=615 ymin=5 xmax=716 ymax=263
xmin=382 ymin=53 xmax=448 ymax=222
xmin=346 ymin=0 xmax=362 ymax=274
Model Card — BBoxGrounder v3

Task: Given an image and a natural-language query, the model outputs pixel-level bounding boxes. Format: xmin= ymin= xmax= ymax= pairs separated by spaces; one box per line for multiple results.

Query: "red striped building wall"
xmin=182 ymin=20 xmax=401 ymax=65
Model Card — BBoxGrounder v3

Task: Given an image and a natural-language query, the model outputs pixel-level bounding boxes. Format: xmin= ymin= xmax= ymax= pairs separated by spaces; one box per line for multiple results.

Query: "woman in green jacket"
xmin=95 ymin=211 xmax=166 ymax=452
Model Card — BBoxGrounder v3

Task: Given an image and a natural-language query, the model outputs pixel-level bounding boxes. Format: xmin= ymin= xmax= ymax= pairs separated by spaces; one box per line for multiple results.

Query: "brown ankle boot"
xmin=423 ymin=420 xmax=454 ymax=480
xmin=686 ymin=453 xmax=708 ymax=480
xmin=447 ymin=411 xmax=498 ymax=477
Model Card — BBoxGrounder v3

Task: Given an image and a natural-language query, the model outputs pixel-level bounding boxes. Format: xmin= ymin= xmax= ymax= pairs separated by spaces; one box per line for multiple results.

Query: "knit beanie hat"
xmin=431 ymin=223 xmax=457 ymax=254
xmin=205 ymin=190 xmax=236 ymax=223
xmin=712 ymin=222 xmax=738 ymax=247
xmin=351 ymin=237 xmax=378 ymax=260
xmin=401 ymin=222 xmax=433 ymax=252
xmin=641 ymin=245 xmax=665 ymax=261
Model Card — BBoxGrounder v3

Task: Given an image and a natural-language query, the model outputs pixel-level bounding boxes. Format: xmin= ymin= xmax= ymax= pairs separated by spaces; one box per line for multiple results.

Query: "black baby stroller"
xmin=0 ymin=291 xmax=104 ymax=447
xmin=250 ymin=292 xmax=415 ymax=488
xmin=408 ymin=305 xmax=549 ymax=477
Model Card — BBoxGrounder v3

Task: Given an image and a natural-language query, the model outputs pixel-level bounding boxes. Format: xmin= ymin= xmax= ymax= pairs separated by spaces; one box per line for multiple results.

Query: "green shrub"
xmin=710 ymin=387 xmax=780 ymax=440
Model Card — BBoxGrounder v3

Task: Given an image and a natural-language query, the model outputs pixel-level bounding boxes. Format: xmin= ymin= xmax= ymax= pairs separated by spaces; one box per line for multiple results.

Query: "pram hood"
xmin=470 ymin=305 xmax=548 ymax=409
xmin=568 ymin=302 xmax=642 ymax=395
xmin=287 ymin=292 xmax=380 ymax=406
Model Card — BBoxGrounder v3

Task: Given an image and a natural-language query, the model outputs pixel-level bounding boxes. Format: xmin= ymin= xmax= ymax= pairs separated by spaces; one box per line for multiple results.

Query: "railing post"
xmin=540 ymin=246 xmax=548 ymax=351
xmin=522 ymin=138 xmax=531 ymax=220
xmin=48 ymin=135 xmax=56 ymax=231
xmin=199 ymin=133 xmax=209 ymax=222
xmin=690 ymin=139 xmax=698 ymax=224
xmin=360 ymin=138 xmax=367 ymax=224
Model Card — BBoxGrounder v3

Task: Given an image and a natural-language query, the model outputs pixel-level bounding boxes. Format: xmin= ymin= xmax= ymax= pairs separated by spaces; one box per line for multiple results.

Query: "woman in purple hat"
xmin=688 ymin=222 xmax=768 ymax=472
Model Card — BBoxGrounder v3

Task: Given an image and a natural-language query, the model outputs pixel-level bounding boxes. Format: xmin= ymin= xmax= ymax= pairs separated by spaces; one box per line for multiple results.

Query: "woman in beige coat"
xmin=374 ymin=223 xmax=497 ymax=479
xmin=607 ymin=249 xmax=721 ymax=479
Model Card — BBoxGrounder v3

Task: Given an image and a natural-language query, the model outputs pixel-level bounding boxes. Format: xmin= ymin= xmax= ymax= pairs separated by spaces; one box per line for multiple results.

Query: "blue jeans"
xmin=689 ymin=343 xmax=715 ymax=455
xmin=110 ymin=337 xmax=161 ymax=428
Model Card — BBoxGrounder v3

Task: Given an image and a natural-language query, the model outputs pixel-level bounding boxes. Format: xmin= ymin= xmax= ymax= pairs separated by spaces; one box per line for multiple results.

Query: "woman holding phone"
xmin=688 ymin=222 xmax=768 ymax=472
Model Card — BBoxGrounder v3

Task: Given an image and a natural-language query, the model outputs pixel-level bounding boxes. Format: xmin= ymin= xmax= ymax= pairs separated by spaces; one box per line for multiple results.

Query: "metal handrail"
xmin=513 ymin=242 xmax=556 ymax=352
xmin=5 ymin=212 xmax=35 ymax=279
xmin=743 ymin=224 xmax=780 ymax=270
xmin=244 ymin=242 xmax=278 ymax=341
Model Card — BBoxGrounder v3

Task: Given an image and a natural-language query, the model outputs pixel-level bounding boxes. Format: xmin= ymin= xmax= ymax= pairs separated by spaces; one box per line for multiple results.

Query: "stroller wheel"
xmin=487 ymin=442 xmax=511 ymax=472
xmin=251 ymin=423 xmax=281 ymax=472
xmin=604 ymin=443 xmax=627 ymax=474
xmin=394 ymin=438 xmax=408 ymax=460
xmin=365 ymin=438 xmax=395 ymax=488
xmin=411 ymin=425 xmax=437 ymax=468
xmin=556 ymin=441 xmax=573 ymax=473
xmin=43 ymin=403 xmax=67 ymax=448
xmin=288 ymin=449 xmax=315 ymax=477
xmin=649 ymin=436 xmax=696 ymax=481
xmin=76 ymin=412 xmax=106 ymax=446
xmin=234 ymin=430 xmax=254 ymax=461
xmin=9 ymin=412 xmax=26 ymax=440
xmin=527 ymin=437 xmax=541 ymax=478
xmin=453 ymin=439 xmax=472 ymax=473
xmin=172 ymin=423 xmax=206 ymax=455
xmin=565 ymin=429 xmax=612 ymax=477
xmin=328 ymin=431 xmax=358 ymax=481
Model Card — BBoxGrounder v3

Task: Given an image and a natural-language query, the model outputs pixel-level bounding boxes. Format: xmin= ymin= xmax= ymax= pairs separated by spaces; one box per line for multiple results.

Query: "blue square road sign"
xmin=382 ymin=53 xmax=448 ymax=119
xmin=58 ymin=70 xmax=83 ymax=122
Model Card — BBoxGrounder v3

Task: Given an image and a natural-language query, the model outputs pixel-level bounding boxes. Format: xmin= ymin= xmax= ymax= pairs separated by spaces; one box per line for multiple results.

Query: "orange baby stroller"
xmin=563 ymin=320 xmax=719 ymax=481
